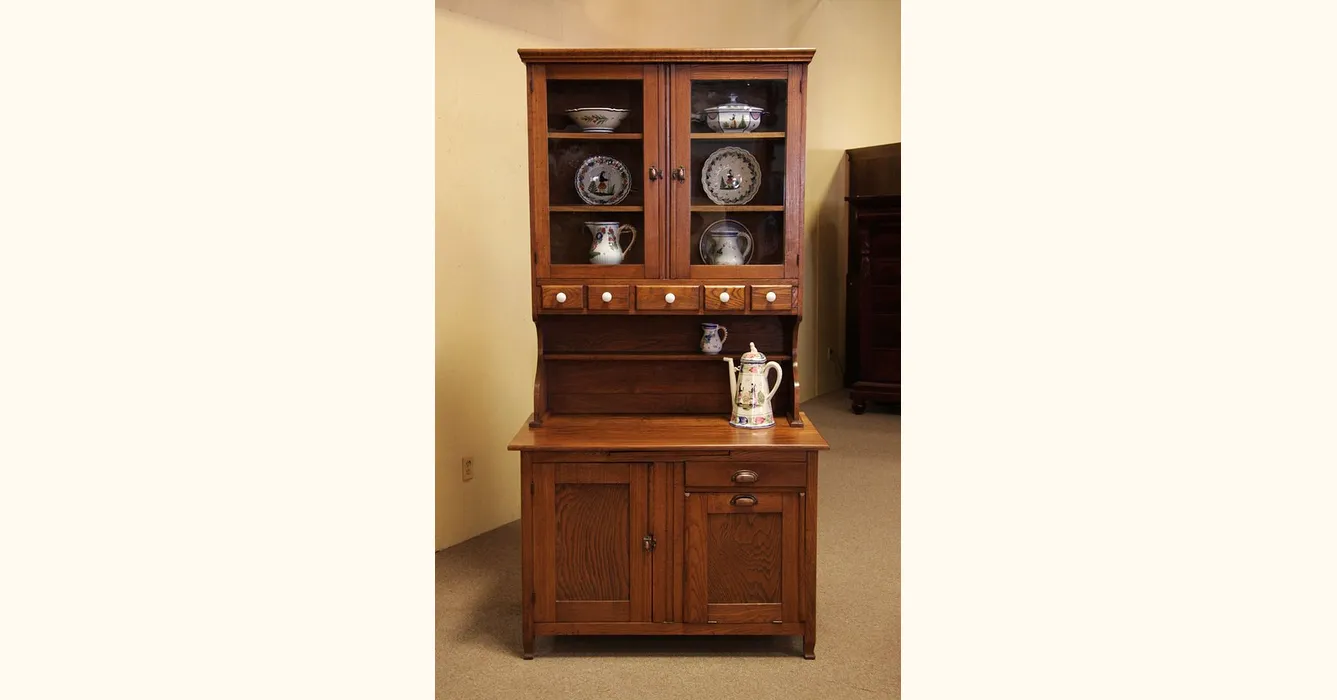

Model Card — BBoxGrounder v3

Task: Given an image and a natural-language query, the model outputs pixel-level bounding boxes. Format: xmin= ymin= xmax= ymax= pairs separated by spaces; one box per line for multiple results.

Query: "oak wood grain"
xmin=707 ymin=603 xmax=783 ymax=623
xmin=804 ymin=453 xmax=818 ymax=659
xmin=555 ymin=482 xmax=630 ymax=601
xmin=684 ymin=493 xmax=708 ymax=623
xmin=556 ymin=601 xmax=630 ymax=622
xmin=585 ymin=285 xmax=630 ymax=311
xmin=704 ymin=285 xmax=746 ymax=312
xmin=707 ymin=512 xmax=782 ymax=603
xmin=750 ymin=285 xmax=795 ymax=312
xmin=520 ymin=453 xmax=535 ymax=657
xmin=685 ymin=461 xmax=807 ymax=489
xmin=508 ymin=414 xmax=828 ymax=452
xmin=533 ymin=622 xmax=805 ymax=635
xmin=519 ymin=48 xmax=816 ymax=64
xmin=635 ymin=284 xmax=702 ymax=312
xmin=541 ymin=285 xmax=584 ymax=311
xmin=533 ymin=464 xmax=557 ymax=622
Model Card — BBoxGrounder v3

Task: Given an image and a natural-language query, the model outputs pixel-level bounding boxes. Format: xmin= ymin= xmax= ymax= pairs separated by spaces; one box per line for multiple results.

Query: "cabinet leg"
xmin=851 ymin=398 xmax=867 ymax=415
xmin=522 ymin=628 xmax=534 ymax=660
xmin=803 ymin=633 xmax=815 ymax=660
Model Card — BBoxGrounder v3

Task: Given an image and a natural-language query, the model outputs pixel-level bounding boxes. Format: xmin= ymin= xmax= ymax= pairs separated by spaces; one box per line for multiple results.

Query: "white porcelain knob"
xmin=665 ymin=292 xmax=676 ymax=304
xmin=601 ymin=291 xmax=613 ymax=303
xmin=766 ymin=291 xmax=777 ymax=303
xmin=555 ymin=292 xmax=567 ymax=303
xmin=719 ymin=291 xmax=730 ymax=303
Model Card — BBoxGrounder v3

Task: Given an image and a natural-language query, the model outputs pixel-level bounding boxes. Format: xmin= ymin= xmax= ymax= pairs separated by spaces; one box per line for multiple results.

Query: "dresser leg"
xmin=803 ymin=632 xmax=816 ymax=660
xmin=851 ymin=398 xmax=866 ymax=415
xmin=522 ymin=628 xmax=534 ymax=660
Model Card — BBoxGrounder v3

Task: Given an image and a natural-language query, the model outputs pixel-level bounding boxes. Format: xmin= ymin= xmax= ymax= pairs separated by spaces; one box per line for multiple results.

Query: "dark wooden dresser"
xmin=844 ymin=143 xmax=900 ymax=414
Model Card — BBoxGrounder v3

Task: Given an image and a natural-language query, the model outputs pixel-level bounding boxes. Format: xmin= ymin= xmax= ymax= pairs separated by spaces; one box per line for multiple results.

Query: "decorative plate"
xmin=701 ymin=146 xmax=760 ymax=206
xmin=575 ymin=155 xmax=632 ymax=206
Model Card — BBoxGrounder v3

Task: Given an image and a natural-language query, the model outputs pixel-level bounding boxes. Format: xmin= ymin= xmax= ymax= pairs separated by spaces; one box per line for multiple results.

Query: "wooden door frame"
xmin=668 ymin=64 xmax=805 ymax=281
xmin=682 ymin=490 xmax=801 ymax=624
xmin=532 ymin=461 xmax=652 ymax=622
xmin=528 ymin=64 xmax=666 ymax=282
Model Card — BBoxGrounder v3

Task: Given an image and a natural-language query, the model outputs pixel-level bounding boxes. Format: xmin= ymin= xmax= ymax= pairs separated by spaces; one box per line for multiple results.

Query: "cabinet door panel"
xmin=534 ymin=462 xmax=650 ymax=622
xmin=684 ymin=491 xmax=800 ymax=624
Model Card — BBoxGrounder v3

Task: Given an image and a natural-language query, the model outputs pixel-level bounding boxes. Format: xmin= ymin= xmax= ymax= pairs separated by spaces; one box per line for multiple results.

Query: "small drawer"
xmin=751 ymin=285 xmax=795 ymax=312
xmin=685 ymin=461 xmax=807 ymax=489
xmin=636 ymin=284 xmax=701 ymax=312
xmin=540 ymin=285 xmax=583 ymax=311
xmin=704 ymin=285 xmax=746 ymax=312
xmin=587 ymin=285 xmax=630 ymax=311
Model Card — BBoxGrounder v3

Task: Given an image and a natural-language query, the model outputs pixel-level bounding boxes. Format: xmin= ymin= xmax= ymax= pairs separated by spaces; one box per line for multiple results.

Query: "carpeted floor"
xmin=436 ymin=389 xmax=900 ymax=699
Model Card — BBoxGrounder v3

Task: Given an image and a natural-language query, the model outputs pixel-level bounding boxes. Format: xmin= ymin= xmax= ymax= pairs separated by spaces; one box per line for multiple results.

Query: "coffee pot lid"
xmin=740 ymin=342 xmax=766 ymax=363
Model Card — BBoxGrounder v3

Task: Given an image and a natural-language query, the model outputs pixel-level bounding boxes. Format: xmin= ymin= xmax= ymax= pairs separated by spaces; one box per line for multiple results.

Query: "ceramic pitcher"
xmin=700 ymin=323 xmax=728 ymax=355
xmin=704 ymin=228 xmax=753 ymax=266
xmin=586 ymin=222 xmax=637 ymax=265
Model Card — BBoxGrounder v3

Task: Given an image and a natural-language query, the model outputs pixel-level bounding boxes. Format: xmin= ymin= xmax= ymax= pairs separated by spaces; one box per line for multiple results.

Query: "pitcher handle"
xmin=763 ymin=361 xmax=783 ymax=402
xmin=737 ymin=230 xmax=753 ymax=264
xmin=718 ymin=325 xmax=728 ymax=345
xmin=619 ymin=224 xmax=637 ymax=256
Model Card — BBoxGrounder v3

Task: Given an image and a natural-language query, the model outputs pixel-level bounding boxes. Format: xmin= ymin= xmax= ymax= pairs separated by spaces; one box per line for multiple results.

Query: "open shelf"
xmin=549 ymin=132 xmax=643 ymax=140
xmin=549 ymin=205 xmax=644 ymax=212
xmin=546 ymin=352 xmax=793 ymax=362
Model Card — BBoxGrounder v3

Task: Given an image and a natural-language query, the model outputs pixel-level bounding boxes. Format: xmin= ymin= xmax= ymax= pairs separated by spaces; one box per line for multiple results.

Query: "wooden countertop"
xmin=508 ymin=414 xmax=829 ymax=452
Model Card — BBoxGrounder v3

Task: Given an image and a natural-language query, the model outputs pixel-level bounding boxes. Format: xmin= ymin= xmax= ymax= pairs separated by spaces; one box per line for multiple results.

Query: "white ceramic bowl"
xmin=566 ymin=107 xmax=630 ymax=133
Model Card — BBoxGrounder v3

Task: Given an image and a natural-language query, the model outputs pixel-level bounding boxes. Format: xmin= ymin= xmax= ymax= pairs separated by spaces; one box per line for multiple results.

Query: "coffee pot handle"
xmin=618 ymin=224 xmax=637 ymax=256
xmin=763 ymin=361 xmax=783 ymax=403
xmin=738 ymin=230 xmax=753 ymax=263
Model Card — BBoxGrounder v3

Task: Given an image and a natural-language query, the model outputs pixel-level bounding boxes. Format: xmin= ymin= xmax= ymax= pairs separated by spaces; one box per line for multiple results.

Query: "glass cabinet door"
xmin=669 ymin=65 xmax=802 ymax=279
xmin=530 ymin=64 xmax=665 ymax=279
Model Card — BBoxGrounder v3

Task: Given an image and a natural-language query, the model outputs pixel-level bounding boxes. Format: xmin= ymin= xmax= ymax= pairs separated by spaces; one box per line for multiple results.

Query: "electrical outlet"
xmin=462 ymin=457 xmax=474 ymax=482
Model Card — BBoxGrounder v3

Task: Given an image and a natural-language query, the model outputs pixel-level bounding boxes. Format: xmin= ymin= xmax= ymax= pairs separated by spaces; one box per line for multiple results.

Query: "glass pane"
xmin=545 ymin=78 xmax=646 ymax=271
xmin=689 ymin=79 xmax=787 ymax=269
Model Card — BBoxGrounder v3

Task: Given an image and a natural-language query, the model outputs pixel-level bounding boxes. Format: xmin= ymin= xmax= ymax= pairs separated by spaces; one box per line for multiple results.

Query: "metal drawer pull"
xmin=731 ymin=469 xmax=759 ymax=484
xmin=730 ymin=494 xmax=757 ymax=507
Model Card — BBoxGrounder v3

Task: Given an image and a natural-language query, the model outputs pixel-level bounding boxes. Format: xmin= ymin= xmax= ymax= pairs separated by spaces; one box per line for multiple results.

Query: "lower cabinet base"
xmin=523 ymin=624 xmax=815 ymax=660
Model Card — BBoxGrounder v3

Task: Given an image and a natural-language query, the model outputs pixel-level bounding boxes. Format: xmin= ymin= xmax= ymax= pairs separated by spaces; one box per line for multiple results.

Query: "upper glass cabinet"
xmin=525 ymin=59 xmax=804 ymax=282
xmin=533 ymin=65 xmax=664 ymax=280
xmin=670 ymin=65 xmax=801 ymax=280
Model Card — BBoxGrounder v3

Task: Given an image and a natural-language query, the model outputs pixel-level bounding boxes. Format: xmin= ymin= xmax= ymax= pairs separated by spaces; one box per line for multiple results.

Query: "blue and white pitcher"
xmin=700 ymin=323 xmax=728 ymax=355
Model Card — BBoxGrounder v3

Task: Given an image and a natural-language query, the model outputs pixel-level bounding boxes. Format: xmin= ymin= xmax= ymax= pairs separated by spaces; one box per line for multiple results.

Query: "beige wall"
xmin=436 ymin=0 xmax=900 ymax=550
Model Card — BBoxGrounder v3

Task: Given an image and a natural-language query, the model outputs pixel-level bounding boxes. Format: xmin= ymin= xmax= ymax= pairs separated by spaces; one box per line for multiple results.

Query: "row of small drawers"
xmin=540 ymin=284 xmax=796 ymax=312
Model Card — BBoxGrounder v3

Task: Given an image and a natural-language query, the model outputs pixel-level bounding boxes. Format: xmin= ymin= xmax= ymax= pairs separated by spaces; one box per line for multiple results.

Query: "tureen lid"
xmin=705 ymin=93 xmax=758 ymax=113
xmin=740 ymin=342 xmax=767 ymax=363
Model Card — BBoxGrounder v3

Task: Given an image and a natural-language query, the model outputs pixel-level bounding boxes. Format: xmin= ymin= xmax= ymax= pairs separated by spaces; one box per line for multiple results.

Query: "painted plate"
xmin=701 ymin=146 xmax=760 ymax=206
xmin=575 ymin=155 xmax=632 ymax=206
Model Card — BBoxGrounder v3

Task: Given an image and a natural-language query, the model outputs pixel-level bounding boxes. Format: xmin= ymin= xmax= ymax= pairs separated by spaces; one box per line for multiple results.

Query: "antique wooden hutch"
xmin=507 ymin=48 xmax=828 ymax=659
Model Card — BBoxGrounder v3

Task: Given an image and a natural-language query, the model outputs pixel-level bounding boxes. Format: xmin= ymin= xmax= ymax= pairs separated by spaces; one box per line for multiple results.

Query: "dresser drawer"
xmin=685 ymin=461 xmax=807 ymax=489
xmin=751 ymin=285 xmax=795 ymax=312
xmin=635 ymin=284 xmax=701 ymax=312
xmin=704 ymin=285 xmax=746 ymax=312
xmin=586 ymin=284 xmax=630 ymax=311
xmin=540 ymin=285 xmax=583 ymax=311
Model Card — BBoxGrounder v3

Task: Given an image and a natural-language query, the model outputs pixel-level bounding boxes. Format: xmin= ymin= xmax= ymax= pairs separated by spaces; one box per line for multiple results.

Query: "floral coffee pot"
xmin=724 ymin=342 xmax=782 ymax=429
xmin=585 ymin=221 xmax=637 ymax=265
xmin=700 ymin=323 xmax=728 ymax=355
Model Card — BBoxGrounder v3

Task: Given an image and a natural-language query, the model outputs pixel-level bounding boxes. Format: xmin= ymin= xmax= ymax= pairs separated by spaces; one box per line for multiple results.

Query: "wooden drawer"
xmin=635 ymin=284 xmax=701 ymax=312
xmin=703 ymin=285 xmax=745 ymax=312
xmin=587 ymin=284 xmax=630 ymax=311
xmin=750 ymin=285 xmax=795 ymax=312
xmin=540 ymin=285 xmax=583 ymax=311
xmin=685 ymin=461 xmax=807 ymax=489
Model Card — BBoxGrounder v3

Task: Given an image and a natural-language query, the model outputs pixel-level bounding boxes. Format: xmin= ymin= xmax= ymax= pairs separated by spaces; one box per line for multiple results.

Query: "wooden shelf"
xmin=691 ymin=205 xmax=786 ymax=212
xmin=549 ymin=132 xmax=643 ymax=140
xmin=546 ymin=352 xmax=793 ymax=362
xmin=509 ymin=412 xmax=827 ymax=451
xmin=690 ymin=132 xmax=786 ymax=140
xmin=550 ymin=205 xmax=644 ymax=212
